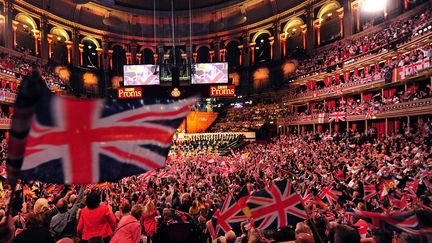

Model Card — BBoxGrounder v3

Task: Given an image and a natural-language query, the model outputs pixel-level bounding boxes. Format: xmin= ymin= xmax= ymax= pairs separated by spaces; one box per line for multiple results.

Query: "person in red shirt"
xmin=77 ymin=191 xmax=116 ymax=243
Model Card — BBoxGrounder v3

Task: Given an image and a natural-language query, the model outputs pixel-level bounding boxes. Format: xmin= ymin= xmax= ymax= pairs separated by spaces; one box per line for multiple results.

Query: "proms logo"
xmin=209 ymin=85 xmax=235 ymax=97
xmin=117 ymin=87 xmax=142 ymax=99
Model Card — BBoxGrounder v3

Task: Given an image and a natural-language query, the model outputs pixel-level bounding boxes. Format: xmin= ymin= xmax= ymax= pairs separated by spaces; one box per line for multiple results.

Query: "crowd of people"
xmin=0 ymin=51 xmax=65 ymax=91
xmin=0 ymin=119 xmax=430 ymax=242
xmin=291 ymin=7 xmax=432 ymax=78
xmin=172 ymin=133 xmax=245 ymax=154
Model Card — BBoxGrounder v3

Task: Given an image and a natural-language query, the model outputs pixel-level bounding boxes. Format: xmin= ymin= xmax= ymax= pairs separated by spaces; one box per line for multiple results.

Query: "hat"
xmin=33 ymin=198 xmax=49 ymax=214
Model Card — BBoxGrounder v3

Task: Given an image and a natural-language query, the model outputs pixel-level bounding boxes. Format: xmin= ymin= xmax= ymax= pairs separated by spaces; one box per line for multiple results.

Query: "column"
xmin=65 ymin=41 xmax=73 ymax=64
xmin=273 ymin=23 xmax=281 ymax=60
xmin=213 ymin=39 xmax=220 ymax=62
xmin=32 ymin=29 xmax=40 ymax=56
xmin=136 ymin=53 xmax=142 ymax=64
xmin=305 ymin=5 xmax=314 ymax=52
xmin=108 ymin=50 xmax=113 ymax=70
xmin=337 ymin=9 xmax=344 ymax=38
xmin=301 ymin=25 xmax=307 ymax=51
xmin=97 ymin=48 xmax=102 ymax=68
xmin=130 ymin=44 xmax=137 ymax=64
xmin=72 ymin=29 xmax=80 ymax=66
xmin=153 ymin=53 xmax=158 ymax=64
xmin=269 ymin=37 xmax=274 ymax=60
xmin=126 ymin=52 xmax=132 ymax=65
xmin=221 ymin=49 xmax=226 ymax=62
xmin=385 ymin=118 xmax=388 ymax=136
xmin=78 ymin=43 xmax=84 ymax=66
xmin=238 ymin=45 xmax=243 ymax=66
xmin=47 ymin=34 xmax=53 ymax=59
xmin=280 ymin=35 xmax=286 ymax=58
xmin=4 ymin=1 xmax=14 ymax=49
xmin=101 ymin=36 xmax=109 ymax=71
xmin=314 ymin=21 xmax=321 ymax=47
xmin=249 ymin=43 xmax=255 ymax=65
xmin=40 ymin=16 xmax=49 ymax=60
xmin=355 ymin=7 xmax=360 ymax=33
xmin=12 ymin=20 xmax=18 ymax=49
xmin=193 ymin=52 xmax=197 ymax=63
xmin=343 ymin=0 xmax=353 ymax=37
xmin=209 ymin=50 xmax=215 ymax=62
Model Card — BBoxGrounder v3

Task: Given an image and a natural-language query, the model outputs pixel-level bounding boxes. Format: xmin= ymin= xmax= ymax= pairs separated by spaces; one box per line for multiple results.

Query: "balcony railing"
xmin=278 ymin=98 xmax=432 ymax=125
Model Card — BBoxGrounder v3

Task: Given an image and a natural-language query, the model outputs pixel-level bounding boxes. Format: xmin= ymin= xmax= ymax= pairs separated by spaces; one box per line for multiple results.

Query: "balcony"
xmin=278 ymin=97 xmax=432 ymax=126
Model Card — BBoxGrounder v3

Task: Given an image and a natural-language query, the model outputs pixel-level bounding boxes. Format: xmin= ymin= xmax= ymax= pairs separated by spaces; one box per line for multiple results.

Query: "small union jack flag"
xmin=246 ymin=179 xmax=308 ymax=230
xmin=206 ymin=217 xmax=225 ymax=240
xmin=363 ymin=183 xmax=377 ymax=202
xmin=9 ymin=94 xmax=195 ymax=184
xmin=319 ymin=183 xmax=342 ymax=205
xmin=328 ymin=112 xmax=346 ymax=122
xmin=300 ymin=189 xmax=314 ymax=206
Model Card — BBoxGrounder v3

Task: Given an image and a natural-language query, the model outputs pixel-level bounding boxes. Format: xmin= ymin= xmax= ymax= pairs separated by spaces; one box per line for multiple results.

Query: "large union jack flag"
xmin=11 ymin=94 xmax=195 ymax=184
xmin=246 ymin=179 xmax=308 ymax=230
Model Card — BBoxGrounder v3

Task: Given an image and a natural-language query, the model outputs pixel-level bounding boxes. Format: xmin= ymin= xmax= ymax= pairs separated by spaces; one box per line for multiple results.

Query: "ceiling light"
xmin=57 ymin=37 xmax=61 ymax=41
xmin=361 ymin=0 xmax=387 ymax=13
xmin=22 ymin=24 xmax=28 ymax=28
xmin=260 ymin=39 xmax=264 ymax=43
xmin=327 ymin=13 xmax=333 ymax=17
xmin=292 ymin=28 xmax=297 ymax=32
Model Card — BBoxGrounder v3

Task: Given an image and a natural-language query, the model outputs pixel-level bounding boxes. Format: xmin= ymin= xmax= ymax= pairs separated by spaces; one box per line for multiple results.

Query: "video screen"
xmin=192 ymin=63 xmax=228 ymax=84
xmin=160 ymin=64 xmax=191 ymax=83
xmin=123 ymin=65 xmax=160 ymax=86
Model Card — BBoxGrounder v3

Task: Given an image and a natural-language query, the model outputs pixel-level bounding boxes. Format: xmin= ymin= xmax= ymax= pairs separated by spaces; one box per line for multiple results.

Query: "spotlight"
xmin=260 ymin=39 xmax=264 ymax=43
xmin=57 ymin=37 xmax=61 ymax=41
xmin=428 ymin=25 xmax=431 ymax=30
xmin=424 ymin=28 xmax=428 ymax=32
xmin=419 ymin=30 xmax=423 ymax=34
xmin=292 ymin=28 xmax=297 ymax=32
xmin=327 ymin=13 xmax=333 ymax=17
xmin=361 ymin=0 xmax=387 ymax=13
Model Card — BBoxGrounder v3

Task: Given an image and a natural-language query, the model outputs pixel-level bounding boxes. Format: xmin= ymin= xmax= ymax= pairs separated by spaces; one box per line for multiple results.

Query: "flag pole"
xmin=303 ymin=203 xmax=325 ymax=243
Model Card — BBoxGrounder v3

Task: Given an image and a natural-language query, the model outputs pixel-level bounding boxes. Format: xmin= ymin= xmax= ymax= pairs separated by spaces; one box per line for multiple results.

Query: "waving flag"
xmin=206 ymin=217 xmax=225 ymax=240
xmin=246 ymin=179 xmax=307 ymax=230
xmin=346 ymin=209 xmax=421 ymax=234
xmin=319 ymin=183 xmax=342 ymax=205
xmin=363 ymin=183 xmax=377 ymax=202
xmin=300 ymin=189 xmax=314 ymax=206
xmin=328 ymin=112 xmax=346 ymax=122
xmin=9 ymin=94 xmax=195 ymax=184
xmin=213 ymin=193 xmax=249 ymax=232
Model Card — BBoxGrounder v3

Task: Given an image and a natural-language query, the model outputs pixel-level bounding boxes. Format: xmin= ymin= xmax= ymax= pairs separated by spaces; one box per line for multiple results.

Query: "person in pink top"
xmin=111 ymin=203 xmax=143 ymax=243
xmin=141 ymin=200 xmax=158 ymax=241
xmin=77 ymin=191 xmax=116 ymax=243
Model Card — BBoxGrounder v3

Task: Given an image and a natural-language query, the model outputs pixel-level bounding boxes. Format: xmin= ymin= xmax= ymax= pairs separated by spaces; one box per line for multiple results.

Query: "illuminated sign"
xmin=210 ymin=85 xmax=235 ymax=97
xmin=171 ymin=88 xmax=181 ymax=98
xmin=117 ymin=87 xmax=142 ymax=99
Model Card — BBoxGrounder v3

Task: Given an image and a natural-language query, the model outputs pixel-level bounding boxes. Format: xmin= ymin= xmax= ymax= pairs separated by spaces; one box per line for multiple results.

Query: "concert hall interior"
xmin=0 ymin=0 xmax=431 ymax=242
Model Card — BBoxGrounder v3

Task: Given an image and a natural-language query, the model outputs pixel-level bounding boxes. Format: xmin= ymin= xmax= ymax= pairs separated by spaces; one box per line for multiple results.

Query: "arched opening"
xmin=50 ymin=27 xmax=69 ymax=64
xmin=226 ymin=41 xmax=240 ymax=67
xmin=112 ymin=45 xmax=126 ymax=74
xmin=82 ymin=39 xmax=99 ymax=69
xmin=14 ymin=13 xmax=38 ymax=55
xmin=142 ymin=48 xmax=154 ymax=64
xmin=283 ymin=18 xmax=305 ymax=56
xmin=317 ymin=1 xmax=342 ymax=45
xmin=197 ymin=46 xmax=210 ymax=63
xmin=254 ymin=34 xmax=271 ymax=63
